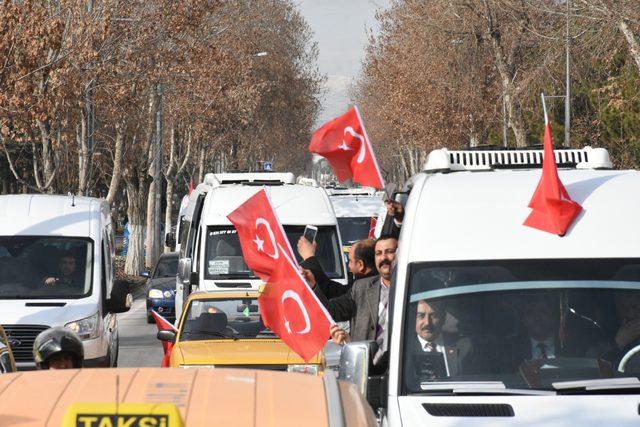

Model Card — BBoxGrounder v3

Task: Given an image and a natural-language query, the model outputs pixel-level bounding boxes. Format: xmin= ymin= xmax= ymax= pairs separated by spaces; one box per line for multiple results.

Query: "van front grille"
xmin=3 ymin=324 xmax=50 ymax=363
xmin=423 ymin=403 xmax=515 ymax=417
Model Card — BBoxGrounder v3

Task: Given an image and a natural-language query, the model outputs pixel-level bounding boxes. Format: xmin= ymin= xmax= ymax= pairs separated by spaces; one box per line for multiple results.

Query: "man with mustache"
xmin=412 ymin=299 xmax=473 ymax=379
xmin=309 ymin=235 xmax=398 ymax=363
xmin=298 ymin=237 xmax=377 ymax=298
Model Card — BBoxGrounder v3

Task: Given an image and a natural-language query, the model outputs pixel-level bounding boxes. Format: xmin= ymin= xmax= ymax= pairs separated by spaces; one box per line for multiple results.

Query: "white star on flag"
xmin=337 ymin=141 xmax=352 ymax=151
xmin=253 ymin=235 xmax=265 ymax=252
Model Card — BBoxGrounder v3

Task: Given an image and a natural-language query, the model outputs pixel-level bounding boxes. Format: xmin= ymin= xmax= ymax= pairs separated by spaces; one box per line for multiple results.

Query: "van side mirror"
xmin=178 ymin=257 xmax=192 ymax=285
xmin=108 ymin=279 xmax=132 ymax=313
xmin=338 ymin=341 xmax=387 ymax=409
xmin=165 ymin=232 xmax=176 ymax=249
xmin=157 ymin=330 xmax=176 ymax=343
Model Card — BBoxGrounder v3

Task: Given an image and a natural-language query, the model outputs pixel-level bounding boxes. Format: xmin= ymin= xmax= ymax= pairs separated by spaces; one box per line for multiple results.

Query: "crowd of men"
xmin=297 ymin=199 xmax=404 ymax=367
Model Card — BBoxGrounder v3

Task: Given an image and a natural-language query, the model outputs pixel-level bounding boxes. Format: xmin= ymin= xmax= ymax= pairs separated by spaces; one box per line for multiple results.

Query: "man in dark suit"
xmin=310 ymin=235 xmax=398 ymax=348
xmin=503 ymin=291 xmax=612 ymax=372
xmin=411 ymin=299 xmax=474 ymax=378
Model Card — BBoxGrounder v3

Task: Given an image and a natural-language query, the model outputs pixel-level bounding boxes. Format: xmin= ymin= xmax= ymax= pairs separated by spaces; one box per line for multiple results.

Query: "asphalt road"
xmin=117 ymin=285 xmax=164 ymax=367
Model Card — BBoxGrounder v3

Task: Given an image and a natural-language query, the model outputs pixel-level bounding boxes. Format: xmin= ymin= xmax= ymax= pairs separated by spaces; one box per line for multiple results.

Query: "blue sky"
xmin=295 ymin=0 xmax=391 ymax=126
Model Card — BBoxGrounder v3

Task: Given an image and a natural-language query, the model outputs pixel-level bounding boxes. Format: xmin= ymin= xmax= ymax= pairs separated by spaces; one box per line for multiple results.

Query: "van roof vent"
xmin=213 ymin=172 xmax=296 ymax=185
xmin=423 ymin=146 xmax=612 ymax=173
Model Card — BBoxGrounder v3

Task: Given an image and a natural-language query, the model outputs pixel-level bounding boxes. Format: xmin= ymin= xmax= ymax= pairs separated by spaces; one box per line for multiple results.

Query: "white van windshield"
xmin=0 ymin=237 xmax=93 ymax=299
xmin=337 ymin=217 xmax=372 ymax=246
xmin=402 ymin=259 xmax=640 ymax=393
xmin=204 ymin=225 xmax=344 ymax=280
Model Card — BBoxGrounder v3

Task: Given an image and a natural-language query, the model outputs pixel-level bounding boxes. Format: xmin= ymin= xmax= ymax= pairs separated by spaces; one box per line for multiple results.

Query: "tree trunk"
xmin=164 ymin=178 xmax=174 ymax=254
xmin=197 ymin=144 xmax=205 ymax=183
xmin=37 ymin=119 xmax=57 ymax=192
xmin=145 ymin=183 xmax=156 ymax=269
xmin=619 ymin=20 xmax=640 ymax=78
xmin=482 ymin=1 xmax=528 ymax=147
xmin=125 ymin=181 xmax=147 ymax=276
xmin=77 ymin=112 xmax=89 ymax=195
xmin=106 ymin=122 xmax=125 ymax=204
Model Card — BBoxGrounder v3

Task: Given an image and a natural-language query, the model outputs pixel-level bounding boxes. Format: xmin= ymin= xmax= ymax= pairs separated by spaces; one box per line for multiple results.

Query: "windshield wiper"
xmin=183 ymin=330 xmax=238 ymax=340
xmin=418 ymin=381 xmax=555 ymax=396
xmin=553 ymin=377 xmax=640 ymax=394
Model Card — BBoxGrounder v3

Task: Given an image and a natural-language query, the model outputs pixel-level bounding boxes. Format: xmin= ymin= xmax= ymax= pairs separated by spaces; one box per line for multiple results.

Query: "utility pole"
xmin=153 ymin=83 xmax=163 ymax=265
xmin=502 ymin=95 xmax=508 ymax=147
xmin=565 ymin=0 xmax=571 ymax=147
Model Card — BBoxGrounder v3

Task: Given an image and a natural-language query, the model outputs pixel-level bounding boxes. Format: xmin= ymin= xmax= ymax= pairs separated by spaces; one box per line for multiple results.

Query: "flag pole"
xmin=541 ymin=93 xmax=549 ymax=125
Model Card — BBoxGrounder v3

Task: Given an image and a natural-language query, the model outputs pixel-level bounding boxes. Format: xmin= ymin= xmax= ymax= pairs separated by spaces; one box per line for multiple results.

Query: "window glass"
xmin=0 ymin=237 xmax=93 ymax=299
xmin=402 ymin=259 xmax=640 ymax=393
xmin=203 ymin=225 xmax=344 ymax=280
xmin=180 ymin=297 xmax=272 ymax=341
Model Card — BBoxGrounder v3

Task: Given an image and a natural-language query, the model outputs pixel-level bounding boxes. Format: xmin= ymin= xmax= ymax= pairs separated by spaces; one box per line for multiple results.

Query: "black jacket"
xmin=301 ymin=255 xmax=376 ymax=299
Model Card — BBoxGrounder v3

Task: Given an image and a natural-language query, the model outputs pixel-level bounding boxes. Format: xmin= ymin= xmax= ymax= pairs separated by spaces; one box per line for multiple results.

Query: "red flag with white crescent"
xmin=309 ymin=106 xmax=385 ymax=189
xmin=259 ymin=246 xmax=332 ymax=361
xmin=151 ymin=310 xmax=177 ymax=368
xmin=524 ymin=97 xmax=582 ymax=235
xmin=227 ymin=189 xmax=296 ymax=282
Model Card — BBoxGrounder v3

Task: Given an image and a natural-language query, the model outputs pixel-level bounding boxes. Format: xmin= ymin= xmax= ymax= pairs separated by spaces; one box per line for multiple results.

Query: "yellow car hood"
xmin=174 ymin=339 xmax=323 ymax=366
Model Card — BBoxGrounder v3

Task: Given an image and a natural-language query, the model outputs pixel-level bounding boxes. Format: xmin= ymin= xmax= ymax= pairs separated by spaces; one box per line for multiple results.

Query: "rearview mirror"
xmin=165 ymin=232 xmax=176 ymax=249
xmin=237 ymin=303 xmax=259 ymax=313
xmin=338 ymin=341 xmax=386 ymax=409
xmin=157 ymin=330 xmax=176 ymax=343
xmin=109 ymin=280 xmax=132 ymax=313
xmin=178 ymin=257 xmax=192 ymax=285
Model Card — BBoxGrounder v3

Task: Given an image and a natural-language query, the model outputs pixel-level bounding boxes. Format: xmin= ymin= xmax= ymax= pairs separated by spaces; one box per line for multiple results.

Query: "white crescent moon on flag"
xmin=255 ymin=218 xmax=279 ymax=259
xmin=281 ymin=290 xmax=311 ymax=334
xmin=343 ymin=127 xmax=367 ymax=163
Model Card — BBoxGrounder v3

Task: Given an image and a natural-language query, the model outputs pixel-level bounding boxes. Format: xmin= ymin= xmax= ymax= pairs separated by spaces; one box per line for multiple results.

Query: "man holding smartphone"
xmin=298 ymin=234 xmax=376 ymax=298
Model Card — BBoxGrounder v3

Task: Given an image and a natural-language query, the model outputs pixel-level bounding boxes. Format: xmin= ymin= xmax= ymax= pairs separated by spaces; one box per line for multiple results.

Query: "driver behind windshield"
xmin=607 ymin=291 xmax=640 ymax=367
xmin=503 ymin=291 xmax=612 ymax=370
xmin=43 ymin=252 xmax=81 ymax=289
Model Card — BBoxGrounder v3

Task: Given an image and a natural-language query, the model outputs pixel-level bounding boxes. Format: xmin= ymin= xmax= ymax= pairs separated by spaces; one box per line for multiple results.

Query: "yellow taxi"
xmin=159 ymin=291 xmax=324 ymax=373
xmin=0 ymin=367 xmax=376 ymax=426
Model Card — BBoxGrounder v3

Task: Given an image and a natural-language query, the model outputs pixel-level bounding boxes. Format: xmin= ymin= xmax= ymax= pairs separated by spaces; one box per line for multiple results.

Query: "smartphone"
xmin=303 ymin=225 xmax=318 ymax=243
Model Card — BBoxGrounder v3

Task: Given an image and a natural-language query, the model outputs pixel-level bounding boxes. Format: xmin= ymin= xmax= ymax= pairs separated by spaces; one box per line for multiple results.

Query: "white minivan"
xmin=340 ymin=147 xmax=640 ymax=426
xmin=175 ymin=172 xmax=347 ymax=319
xmin=0 ymin=194 xmax=130 ymax=369
xmin=326 ymin=187 xmax=385 ymax=249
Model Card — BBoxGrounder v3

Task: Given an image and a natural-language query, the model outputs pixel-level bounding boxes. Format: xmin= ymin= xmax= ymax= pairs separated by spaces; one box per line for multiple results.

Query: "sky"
xmin=295 ymin=0 xmax=391 ymax=126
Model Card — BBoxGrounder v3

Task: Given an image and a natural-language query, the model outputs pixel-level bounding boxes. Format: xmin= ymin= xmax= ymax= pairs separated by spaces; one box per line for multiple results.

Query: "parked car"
xmin=145 ymin=252 xmax=179 ymax=323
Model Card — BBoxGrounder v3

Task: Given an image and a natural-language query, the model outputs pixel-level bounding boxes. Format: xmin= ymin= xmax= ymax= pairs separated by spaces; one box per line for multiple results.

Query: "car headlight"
xmin=163 ymin=290 xmax=173 ymax=298
xmin=180 ymin=365 xmax=216 ymax=369
xmin=148 ymin=289 xmax=163 ymax=299
xmin=287 ymin=364 xmax=320 ymax=375
xmin=65 ymin=313 xmax=100 ymax=340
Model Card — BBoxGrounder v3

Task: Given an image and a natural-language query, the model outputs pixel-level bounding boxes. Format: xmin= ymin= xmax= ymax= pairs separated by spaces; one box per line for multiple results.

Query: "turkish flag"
xmin=309 ymin=107 xmax=385 ymax=189
xmin=524 ymin=120 xmax=582 ymax=236
xmin=151 ymin=310 xmax=177 ymax=368
xmin=227 ymin=189 xmax=296 ymax=282
xmin=259 ymin=248 xmax=332 ymax=361
xmin=368 ymin=216 xmax=378 ymax=239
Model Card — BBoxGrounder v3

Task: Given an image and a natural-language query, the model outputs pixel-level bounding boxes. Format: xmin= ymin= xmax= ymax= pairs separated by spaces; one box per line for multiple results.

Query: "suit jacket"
xmin=412 ymin=333 xmax=474 ymax=377
xmin=315 ymin=275 xmax=383 ymax=342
